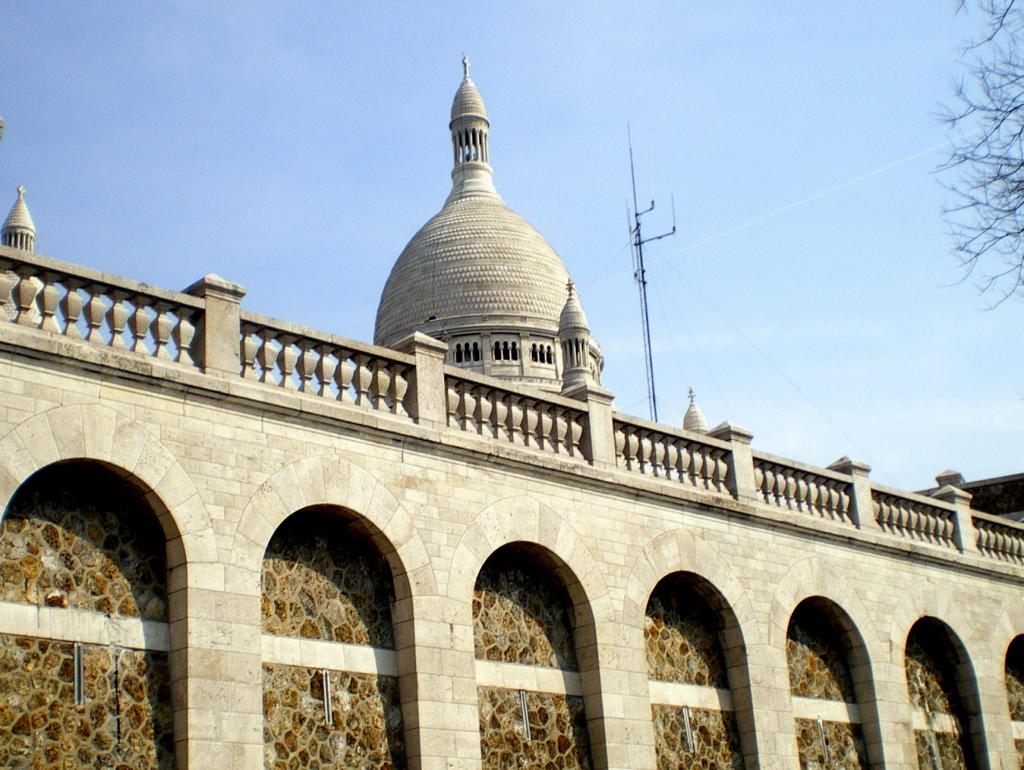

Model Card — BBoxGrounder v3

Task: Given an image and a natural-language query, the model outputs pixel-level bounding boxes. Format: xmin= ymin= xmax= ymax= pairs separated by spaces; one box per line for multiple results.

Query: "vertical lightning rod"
xmin=628 ymin=126 xmax=676 ymax=422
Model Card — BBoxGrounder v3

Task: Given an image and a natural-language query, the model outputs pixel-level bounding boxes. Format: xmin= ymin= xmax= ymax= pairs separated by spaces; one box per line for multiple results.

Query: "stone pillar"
xmin=828 ymin=456 xmax=878 ymax=531
xmin=742 ymin=641 xmax=801 ymax=769
xmin=708 ymin=422 xmax=757 ymax=503
xmin=932 ymin=484 xmax=978 ymax=554
xmin=184 ymin=274 xmax=246 ymax=376
xmin=561 ymin=381 xmax=616 ymax=468
xmin=395 ymin=331 xmax=450 ymax=429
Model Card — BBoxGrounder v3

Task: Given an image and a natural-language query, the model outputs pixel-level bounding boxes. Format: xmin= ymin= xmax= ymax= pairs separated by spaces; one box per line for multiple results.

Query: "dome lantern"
xmin=448 ymin=56 xmax=496 ymax=200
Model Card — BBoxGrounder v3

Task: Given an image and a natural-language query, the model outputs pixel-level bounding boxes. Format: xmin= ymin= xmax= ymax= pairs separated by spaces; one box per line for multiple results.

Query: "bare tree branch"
xmin=945 ymin=0 xmax=1024 ymax=304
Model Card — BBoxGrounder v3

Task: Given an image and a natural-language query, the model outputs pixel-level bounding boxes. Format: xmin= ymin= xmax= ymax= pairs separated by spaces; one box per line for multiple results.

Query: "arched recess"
xmin=644 ymin=572 xmax=749 ymax=769
xmin=236 ymin=455 xmax=435 ymax=770
xmin=0 ymin=404 xmax=217 ymax=565
xmin=769 ymin=558 xmax=883 ymax=769
xmin=472 ymin=542 xmax=596 ymax=769
xmin=0 ymin=460 xmax=181 ymax=768
xmin=903 ymin=617 xmax=984 ymax=770
xmin=624 ymin=529 xmax=760 ymax=770
xmin=1005 ymin=636 xmax=1024 ymax=765
xmin=785 ymin=598 xmax=875 ymax=769
xmin=447 ymin=496 xmax=611 ymax=770
xmin=260 ymin=505 xmax=407 ymax=769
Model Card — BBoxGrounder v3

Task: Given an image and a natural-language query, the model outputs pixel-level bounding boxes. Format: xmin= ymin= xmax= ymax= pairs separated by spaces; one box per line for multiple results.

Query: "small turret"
xmin=2 ymin=186 xmax=36 ymax=252
xmin=683 ymin=388 xmax=708 ymax=434
xmin=559 ymin=281 xmax=594 ymax=393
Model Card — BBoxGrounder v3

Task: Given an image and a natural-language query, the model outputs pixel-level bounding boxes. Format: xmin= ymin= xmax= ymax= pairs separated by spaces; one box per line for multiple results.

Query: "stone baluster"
xmin=83 ymin=287 xmax=107 ymax=343
xmin=174 ymin=311 xmax=196 ymax=366
xmin=14 ymin=267 xmax=41 ymax=326
xmin=508 ymin=397 xmax=524 ymax=446
xmin=568 ymin=413 xmax=584 ymax=457
xmin=493 ymin=392 xmax=509 ymax=441
xmin=240 ymin=327 xmax=260 ymax=380
xmin=366 ymin=359 xmax=389 ymax=409
xmin=475 ymin=386 xmax=492 ymax=434
xmin=352 ymin=354 xmax=372 ymax=406
xmin=129 ymin=298 xmax=154 ymax=353
xmin=257 ymin=329 xmax=279 ymax=384
xmin=664 ymin=440 xmax=679 ymax=482
xmin=551 ymin=407 xmax=567 ymax=454
xmin=334 ymin=351 xmax=355 ymax=402
xmin=522 ymin=399 xmax=539 ymax=448
xmin=295 ymin=340 xmax=317 ymax=393
xmin=38 ymin=273 xmax=61 ymax=334
xmin=459 ymin=385 xmax=478 ymax=432
xmin=676 ymin=441 xmax=691 ymax=486
xmin=152 ymin=302 xmax=175 ymax=360
xmin=275 ymin=335 xmax=298 ymax=390
xmin=390 ymin=365 xmax=409 ymax=416
xmin=314 ymin=345 xmax=337 ymax=396
xmin=107 ymin=290 xmax=129 ymax=349
xmin=0 ymin=262 xmax=15 ymax=312
xmin=537 ymin=404 xmax=553 ymax=451
xmin=60 ymin=279 xmax=84 ymax=339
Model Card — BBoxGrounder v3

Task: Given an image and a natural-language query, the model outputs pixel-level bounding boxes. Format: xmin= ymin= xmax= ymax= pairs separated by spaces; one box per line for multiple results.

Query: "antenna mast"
xmin=628 ymin=126 xmax=676 ymax=422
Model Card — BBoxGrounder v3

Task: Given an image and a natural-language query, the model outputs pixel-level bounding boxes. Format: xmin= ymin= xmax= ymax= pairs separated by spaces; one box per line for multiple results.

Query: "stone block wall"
xmin=650 ymin=705 xmax=742 ymax=770
xmin=794 ymin=718 xmax=868 ymax=770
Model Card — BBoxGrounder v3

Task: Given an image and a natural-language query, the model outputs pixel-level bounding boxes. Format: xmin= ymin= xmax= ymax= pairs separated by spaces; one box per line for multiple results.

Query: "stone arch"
xmin=770 ymin=559 xmax=882 ymax=769
xmin=447 ymin=494 xmax=610 ymax=628
xmin=625 ymin=528 xmax=760 ymax=770
xmin=450 ymin=496 xmax=610 ymax=770
xmin=234 ymin=453 xmax=436 ymax=603
xmin=0 ymin=405 xmax=213 ymax=770
xmin=623 ymin=528 xmax=759 ymax=643
xmin=0 ymin=403 xmax=216 ymax=568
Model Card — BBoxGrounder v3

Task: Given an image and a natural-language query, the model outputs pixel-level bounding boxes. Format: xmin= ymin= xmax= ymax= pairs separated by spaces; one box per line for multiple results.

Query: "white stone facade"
xmin=1 ymin=243 xmax=1023 ymax=769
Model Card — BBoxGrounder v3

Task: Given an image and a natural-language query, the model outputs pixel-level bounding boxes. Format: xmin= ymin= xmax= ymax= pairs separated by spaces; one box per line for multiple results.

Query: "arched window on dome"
xmin=511 ymin=342 xmax=518 ymax=361
xmin=531 ymin=343 xmax=538 ymax=362
xmin=546 ymin=345 xmax=553 ymax=364
xmin=502 ymin=341 xmax=510 ymax=361
xmin=472 ymin=342 xmax=480 ymax=362
xmin=493 ymin=341 xmax=501 ymax=360
xmin=455 ymin=345 xmax=464 ymax=363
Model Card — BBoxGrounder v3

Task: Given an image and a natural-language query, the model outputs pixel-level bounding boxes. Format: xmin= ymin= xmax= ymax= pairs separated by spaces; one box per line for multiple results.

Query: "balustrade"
xmin=753 ymin=455 xmax=853 ymax=523
xmin=872 ymin=489 xmax=958 ymax=549
xmin=973 ymin=514 xmax=1024 ymax=564
xmin=0 ymin=251 xmax=202 ymax=366
xmin=445 ymin=373 xmax=588 ymax=459
xmin=240 ymin=314 xmax=414 ymax=418
xmin=612 ymin=418 xmax=730 ymax=494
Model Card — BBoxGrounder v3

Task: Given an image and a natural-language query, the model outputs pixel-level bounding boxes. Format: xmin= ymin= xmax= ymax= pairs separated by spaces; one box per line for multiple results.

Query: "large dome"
xmin=374 ymin=193 xmax=570 ymax=346
xmin=373 ymin=59 xmax=600 ymax=394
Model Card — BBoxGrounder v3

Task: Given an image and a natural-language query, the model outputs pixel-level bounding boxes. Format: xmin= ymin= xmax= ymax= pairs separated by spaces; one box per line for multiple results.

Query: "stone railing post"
xmin=184 ymin=273 xmax=246 ymax=375
xmin=561 ymin=381 xmax=616 ymax=468
xmin=395 ymin=331 xmax=449 ymax=427
xmin=931 ymin=484 xmax=978 ymax=554
xmin=707 ymin=421 xmax=757 ymax=503
xmin=828 ymin=456 xmax=877 ymax=531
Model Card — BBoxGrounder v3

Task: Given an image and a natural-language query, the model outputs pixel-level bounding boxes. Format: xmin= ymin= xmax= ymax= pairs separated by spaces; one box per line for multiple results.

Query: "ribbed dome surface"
xmin=451 ymin=77 xmax=487 ymax=121
xmin=374 ymin=194 xmax=571 ymax=347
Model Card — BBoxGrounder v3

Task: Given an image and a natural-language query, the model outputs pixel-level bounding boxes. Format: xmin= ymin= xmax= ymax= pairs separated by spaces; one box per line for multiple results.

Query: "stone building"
xmin=1 ymin=61 xmax=1023 ymax=770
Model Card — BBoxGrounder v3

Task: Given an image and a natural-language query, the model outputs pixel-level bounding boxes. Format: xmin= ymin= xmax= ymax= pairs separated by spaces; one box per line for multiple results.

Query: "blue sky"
xmin=2 ymin=2 xmax=1021 ymax=489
